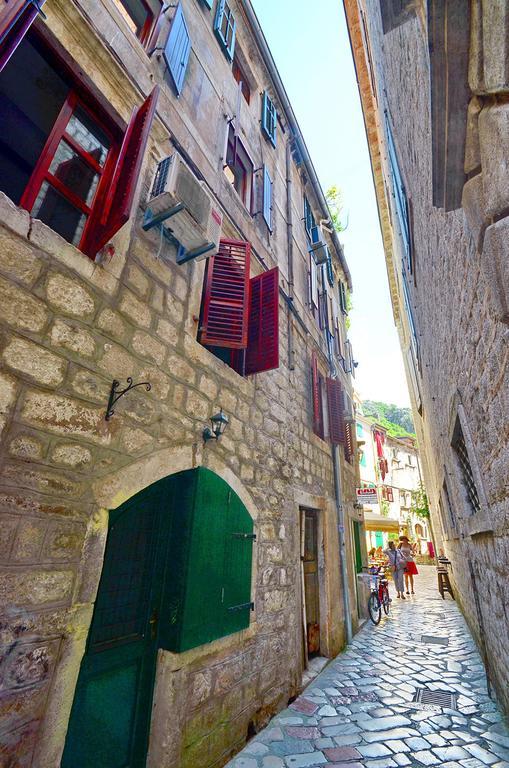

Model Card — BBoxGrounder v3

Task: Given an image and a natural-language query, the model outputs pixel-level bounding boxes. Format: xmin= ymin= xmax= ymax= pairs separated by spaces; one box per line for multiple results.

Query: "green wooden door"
xmin=62 ymin=478 xmax=173 ymax=768
xmin=352 ymin=520 xmax=363 ymax=574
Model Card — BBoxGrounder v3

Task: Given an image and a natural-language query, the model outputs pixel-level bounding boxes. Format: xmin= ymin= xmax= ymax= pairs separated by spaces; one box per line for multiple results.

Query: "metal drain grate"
xmin=421 ymin=634 xmax=449 ymax=646
xmin=414 ymin=689 xmax=457 ymax=709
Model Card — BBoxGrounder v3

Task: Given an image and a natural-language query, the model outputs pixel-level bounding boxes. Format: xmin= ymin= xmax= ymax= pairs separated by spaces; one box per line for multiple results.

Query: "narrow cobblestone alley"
xmin=227 ymin=567 xmax=509 ymax=768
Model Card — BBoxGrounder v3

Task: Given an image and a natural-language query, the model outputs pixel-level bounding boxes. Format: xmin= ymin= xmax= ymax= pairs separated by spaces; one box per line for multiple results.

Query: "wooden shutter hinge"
xmin=227 ymin=602 xmax=255 ymax=612
xmin=232 ymin=532 xmax=256 ymax=540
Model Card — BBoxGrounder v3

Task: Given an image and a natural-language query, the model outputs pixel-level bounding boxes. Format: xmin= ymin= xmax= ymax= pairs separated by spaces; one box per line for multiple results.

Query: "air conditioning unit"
xmin=147 ymin=153 xmax=222 ymax=262
xmin=309 ymin=224 xmax=329 ymax=264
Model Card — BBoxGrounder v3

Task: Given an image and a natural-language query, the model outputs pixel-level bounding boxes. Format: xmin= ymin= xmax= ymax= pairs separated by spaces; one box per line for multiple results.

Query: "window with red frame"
xmin=111 ymin=0 xmax=163 ymax=47
xmin=0 ymin=32 xmax=158 ymax=258
xmin=224 ymin=125 xmax=253 ymax=211
xmin=232 ymin=54 xmax=250 ymax=104
xmin=198 ymin=239 xmax=279 ymax=377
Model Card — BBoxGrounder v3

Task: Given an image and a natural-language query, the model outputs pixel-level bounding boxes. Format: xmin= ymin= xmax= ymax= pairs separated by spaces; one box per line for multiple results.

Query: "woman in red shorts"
xmin=399 ymin=535 xmax=418 ymax=595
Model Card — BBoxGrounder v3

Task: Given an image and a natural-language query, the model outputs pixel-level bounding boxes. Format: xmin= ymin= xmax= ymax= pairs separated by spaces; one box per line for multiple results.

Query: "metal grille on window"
xmin=452 ymin=423 xmax=481 ymax=515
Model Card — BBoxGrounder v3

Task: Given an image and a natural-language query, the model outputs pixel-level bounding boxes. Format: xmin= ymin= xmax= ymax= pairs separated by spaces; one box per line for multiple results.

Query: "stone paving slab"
xmin=226 ymin=567 xmax=509 ymax=768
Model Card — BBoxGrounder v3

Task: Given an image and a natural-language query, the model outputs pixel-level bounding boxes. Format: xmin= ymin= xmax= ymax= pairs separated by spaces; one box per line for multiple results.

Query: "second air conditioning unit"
xmin=309 ymin=224 xmax=329 ymax=265
xmin=146 ymin=153 xmax=223 ymax=263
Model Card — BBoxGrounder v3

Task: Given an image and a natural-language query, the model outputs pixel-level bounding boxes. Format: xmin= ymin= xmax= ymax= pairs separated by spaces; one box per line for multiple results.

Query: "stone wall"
xmin=0 ymin=0 xmax=359 ymax=765
xmin=358 ymin=0 xmax=509 ymax=716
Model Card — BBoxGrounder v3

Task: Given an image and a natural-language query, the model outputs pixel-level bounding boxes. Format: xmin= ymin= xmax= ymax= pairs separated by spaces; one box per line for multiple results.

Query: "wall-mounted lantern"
xmin=203 ymin=409 xmax=229 ymax=443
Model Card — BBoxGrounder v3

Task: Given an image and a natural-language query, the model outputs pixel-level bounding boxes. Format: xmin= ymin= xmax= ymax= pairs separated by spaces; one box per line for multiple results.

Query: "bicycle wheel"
xmin=368 ymin=592 xmax=381 ymax=625
xmin=382 ymin=587 xmax=391 ymax=615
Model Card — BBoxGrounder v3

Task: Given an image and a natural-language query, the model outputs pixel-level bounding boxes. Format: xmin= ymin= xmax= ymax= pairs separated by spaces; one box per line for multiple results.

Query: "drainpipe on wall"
xmin=332 ymin=442 xmax=353 ymax=645
xmin=286 ymin=139 xmax=295 ymax=371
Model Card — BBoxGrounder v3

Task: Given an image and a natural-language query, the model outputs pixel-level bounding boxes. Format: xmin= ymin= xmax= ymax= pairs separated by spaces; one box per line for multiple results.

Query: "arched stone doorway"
xmin=56 ymin=464 xmax=255 ymax=768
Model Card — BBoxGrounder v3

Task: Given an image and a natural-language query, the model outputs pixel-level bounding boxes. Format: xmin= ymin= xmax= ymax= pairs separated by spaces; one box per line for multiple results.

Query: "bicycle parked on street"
xmin=367 ymin=565 xmax=391 ymax=625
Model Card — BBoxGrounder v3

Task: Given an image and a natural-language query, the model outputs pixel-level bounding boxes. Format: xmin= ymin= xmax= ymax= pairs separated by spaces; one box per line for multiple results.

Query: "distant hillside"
xmin=362 ymin=400 xmax=416 ymax=439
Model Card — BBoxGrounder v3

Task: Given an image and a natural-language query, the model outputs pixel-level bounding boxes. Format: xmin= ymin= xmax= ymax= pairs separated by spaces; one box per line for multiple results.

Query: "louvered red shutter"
xmin=244 ymin=267 xmax=279 ymax=374
xmin=311 ymin=352 xmax=322 ymax=436
xmin=200 ymin=239 xmax=251 ymax=349
xmin=0 ymin=0 xmax=45 ymax=72
xmin=326 ymin=377 xmax=345 ymax=445
xmin=85 ymin=86 xmax=159 ymax=258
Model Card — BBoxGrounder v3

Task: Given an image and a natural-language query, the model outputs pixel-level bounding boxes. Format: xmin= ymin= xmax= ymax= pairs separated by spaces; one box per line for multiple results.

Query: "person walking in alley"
xmin=385 ymin=540 xmax=406 ymax=599
xmin=399 ymin=535 xmax=418 ymax=595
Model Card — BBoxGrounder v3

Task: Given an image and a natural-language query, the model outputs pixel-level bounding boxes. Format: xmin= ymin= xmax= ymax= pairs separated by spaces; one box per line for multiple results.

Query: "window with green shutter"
xmin=214 ymin=0 xmax=236 ymax=61
xmin=160 ymin=467 xmax=254 ymax=652
xmin=261 ymin=91 xmax=277 ymax=146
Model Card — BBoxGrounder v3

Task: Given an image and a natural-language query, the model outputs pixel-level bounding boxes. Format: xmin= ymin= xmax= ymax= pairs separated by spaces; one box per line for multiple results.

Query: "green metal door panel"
xmin=62 ymin=476 xmax=173 ymax=768
xmin=223 ymin=488 xmax=254 ymax=635
xmin=180 ymin=468 xmax=229 ymax=650
xmin=353 ymin=520 xmax=363 ymax=574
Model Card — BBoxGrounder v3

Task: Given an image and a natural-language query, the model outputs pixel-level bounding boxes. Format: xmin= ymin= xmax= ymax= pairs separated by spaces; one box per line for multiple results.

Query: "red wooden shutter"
xmin=326 ymin=377 xmax=345 ymax=445
xmin=244 ymin=267 xmax=279 ymax=374
xmin=200 ymin=239 xmax=251 ymax=349
xmin=311 ymin=352 xmax=323 ymax=437
xmin=0 ymin=0 xmax=45 ymax=72
xmin=85 ymin=86 xmax=159 ymax=257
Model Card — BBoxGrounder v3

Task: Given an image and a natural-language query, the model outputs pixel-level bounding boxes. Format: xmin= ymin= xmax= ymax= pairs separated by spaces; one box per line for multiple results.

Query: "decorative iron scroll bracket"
xmin=105 ymin=378 xmax=151 ymax=421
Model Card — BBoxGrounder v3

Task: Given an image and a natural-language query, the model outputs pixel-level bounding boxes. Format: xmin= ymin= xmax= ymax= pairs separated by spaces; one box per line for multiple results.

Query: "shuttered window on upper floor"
xmin=214 ymin=0 xmax=236 ymax=61
xmin=111 ymin=0 xmax=163 ymax=48
xmin=262 ymin=165 xmax=273 ymax=231
xmin=385 ymin=112 xmax=412 ymax=273
xmin=164 ymin=2 xmax=191 ymax=96
xmin=199 ymin=240 xmax=280 ymax=376
xmin=261 ymin=91 xmax=277 ymax=147
xmin=0 ymin=32 xmax=159 ymax=259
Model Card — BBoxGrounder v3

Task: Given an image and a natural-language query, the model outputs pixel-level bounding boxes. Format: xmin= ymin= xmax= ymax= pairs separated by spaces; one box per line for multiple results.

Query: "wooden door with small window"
xmin=61 ymin=479 xmax=172 ymax=768
xmin=301 ymin=509 xmax=320 ymax=656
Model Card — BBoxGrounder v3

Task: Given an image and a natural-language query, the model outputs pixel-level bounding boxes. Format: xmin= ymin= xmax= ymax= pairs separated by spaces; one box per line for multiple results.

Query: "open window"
xmin=232 ymin=53 xmax=250 ymax=104
xmin=0 ymin=32 xmax=158 ymax=258
xmin=224 ymin=125 xmax=254 ymax=211
xmin=111 ymin=0 xmax=163 ymax=48
xmin=198 ymin=239 xmax=280 ymax=376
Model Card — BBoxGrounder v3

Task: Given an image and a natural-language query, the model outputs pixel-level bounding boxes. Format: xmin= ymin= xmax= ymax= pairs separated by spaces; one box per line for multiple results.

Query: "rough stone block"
xmin=0 ymin=192 xmax=30 ymax=238
xmin=0 ymin=276 xmax=48 ymax=332
xmin=46 ymin=272 xmax=95 ymax=318
xmin=481 ymin=217 xmax=509 ymax=323
xmin=461 ymin=174 xmax=487 ymax=251
xmin=98 ymin=342 xmax=138 ymax=379
xmin=97 ymin=307 xmax=130 ymax=343
xmin=166 ymin=291 xmax=185 ymax=323
xmin=0 ymin=515 xmax=19 ymax=559
xmin=2 ymin=337 xmax=66 ymax=387
xmin=167 ymin=353 xmax=196 ymax=384
xmin=9 ymin=517 xmax=46 ymax=562
xmin=0 ymin=371 xmax=17 ymax=438
xmin=139 ymin=366 xmax=171 ymax=400
xmin=50 ymin=319 xmax=96 ymax=358
xmin=44 ymin=521 xmax=85 ymax=561
xmin=118 ymin=287 xmax=152 ymax=328
xmin=120 ymin=425 xmax=154 ymax=454
xmin=0 ymin=230 xmax=42 ymax=285
xmin=0 ymin=568 xmax=74 ymax=606
xmin=156 ymin=317 xmax=177 ymax=345
xmin=478 ymin=103 xmax=509 ymax=216
xmin=2 ymin=463 xmax=82 ymax=498
xmin=482 ymin=1 xmax=509 ymax=93
xmin=464 ymin=97 xmax=482 ymax=174
xmin=132 ymin=331 xmax=165 ymax=365
xmin=21 ymin=391 xmax=110 ymax=445
xmin=70 ymin=368 xmax=111 ymax=403
xmin=126 ymin=263 xmax=150 ymax=297
xmin=50 ymin=443 xmax=92 ymax=469
xmin=8 ymin=434 xmax=45 ymax=460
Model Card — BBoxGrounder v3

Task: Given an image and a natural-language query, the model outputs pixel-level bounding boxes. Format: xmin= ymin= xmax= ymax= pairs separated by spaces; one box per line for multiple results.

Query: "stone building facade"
xmin=343 ymin=0 xmax=509 ymax=715
xmin=0 ymin=0 xmax=361 ymax=765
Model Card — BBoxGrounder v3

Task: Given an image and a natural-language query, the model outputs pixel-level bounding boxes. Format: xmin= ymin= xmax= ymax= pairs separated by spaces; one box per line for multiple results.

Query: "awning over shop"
xmin=363 ymin=512 xmax=400 ymax=533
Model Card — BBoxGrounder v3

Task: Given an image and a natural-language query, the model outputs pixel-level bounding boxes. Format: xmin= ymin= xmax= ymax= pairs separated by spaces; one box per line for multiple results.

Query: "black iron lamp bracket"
xmin=105 ymin=378 xmax=152 ymax=421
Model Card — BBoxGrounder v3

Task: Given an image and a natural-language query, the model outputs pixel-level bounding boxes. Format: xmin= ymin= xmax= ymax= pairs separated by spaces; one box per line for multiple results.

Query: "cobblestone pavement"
xmin=226 ymin=566 xmax=509 ymax=768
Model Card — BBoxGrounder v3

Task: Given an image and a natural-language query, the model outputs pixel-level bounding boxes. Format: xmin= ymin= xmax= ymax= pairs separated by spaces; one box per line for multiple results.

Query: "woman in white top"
xmin=398 ymin=535 xmax=419 ymax=595
xmin=385 ymin=540 xmax=406 ymax=599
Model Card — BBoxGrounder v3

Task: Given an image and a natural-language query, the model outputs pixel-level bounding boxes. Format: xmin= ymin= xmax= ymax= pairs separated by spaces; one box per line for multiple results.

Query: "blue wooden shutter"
xmin=214 ymin=0 xmax=236 ymax=61
xmin=164 ymin=3 xmax=191 ymax=96
xmin=262 ymin=165 xmax=272 ymax=231
xmin=261 ymin=91 xmax=277 ymax=146
xmin=339 ymin=280 xmax=348 ymax=314
xmin=201 ymin=0 xmax=213 ymax=7
xmin=385 ymin=113 xmax=412 ymax=271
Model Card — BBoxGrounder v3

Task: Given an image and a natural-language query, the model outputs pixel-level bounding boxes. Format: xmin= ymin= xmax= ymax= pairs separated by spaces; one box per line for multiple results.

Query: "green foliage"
xmin=380 ymin=500 xmax=390 ymax=517
xmin=410 ymin=482 xmax=430 ymax=519
xmin=362 ymin=400 xmax=415 ymax=438
xmin=325 ymin=185 xmax=347 ymax=233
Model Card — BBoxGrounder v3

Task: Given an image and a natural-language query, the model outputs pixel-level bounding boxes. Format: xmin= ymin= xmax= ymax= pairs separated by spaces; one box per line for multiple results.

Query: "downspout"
xmin=286 ymin=139 xmax=295 ymax=370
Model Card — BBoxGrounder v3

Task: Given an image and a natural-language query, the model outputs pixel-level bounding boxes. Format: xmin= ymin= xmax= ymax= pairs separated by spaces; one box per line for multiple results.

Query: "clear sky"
xmin=252 ymin=0 xmax=411 ymax=407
